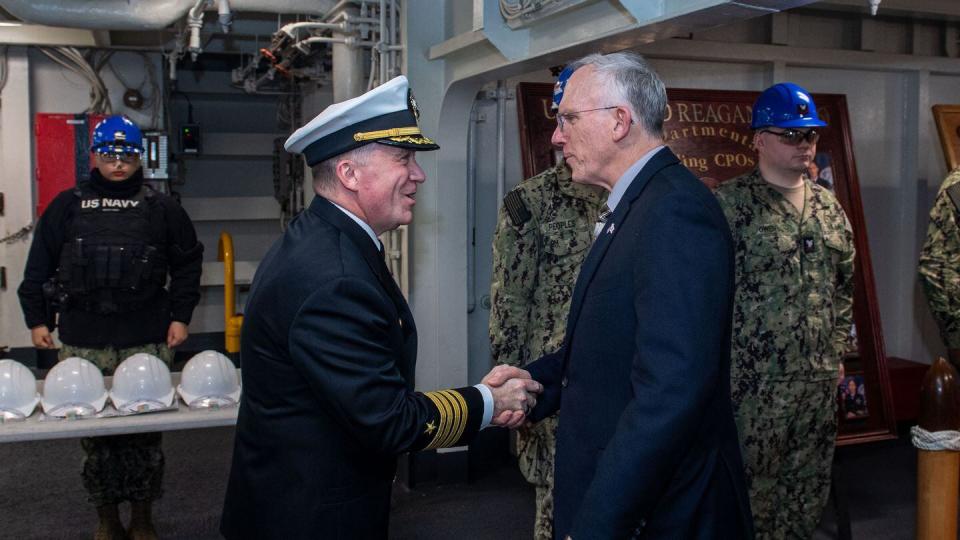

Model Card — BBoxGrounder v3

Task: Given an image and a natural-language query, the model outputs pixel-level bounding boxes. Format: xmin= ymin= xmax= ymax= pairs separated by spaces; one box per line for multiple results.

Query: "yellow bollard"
xmin=915 ymin=357 xmax=960 ymax=540
xmin=217 ymin=232 xmax=244 ymax=353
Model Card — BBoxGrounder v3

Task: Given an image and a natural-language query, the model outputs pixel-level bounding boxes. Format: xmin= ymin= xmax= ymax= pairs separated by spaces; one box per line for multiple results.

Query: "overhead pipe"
xmin=280 ymin=21 xmax=347 ymax=38
xmin=0 ymin=0 xmax=334 ymax=31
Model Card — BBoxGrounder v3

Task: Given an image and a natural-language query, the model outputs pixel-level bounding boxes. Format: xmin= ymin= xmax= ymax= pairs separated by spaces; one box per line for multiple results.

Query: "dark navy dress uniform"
xmin=221 ymin=76 xmax=487 ymax=540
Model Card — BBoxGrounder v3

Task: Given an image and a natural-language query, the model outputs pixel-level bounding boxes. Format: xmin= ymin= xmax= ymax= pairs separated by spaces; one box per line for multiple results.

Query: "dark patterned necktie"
xmin=594 ymin=204 xmax=612 ymax=238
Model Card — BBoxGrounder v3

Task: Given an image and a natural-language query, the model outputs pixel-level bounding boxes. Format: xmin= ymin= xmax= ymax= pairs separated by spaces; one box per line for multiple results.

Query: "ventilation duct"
xmin=0 ymin=0 xmax=336 ymax=31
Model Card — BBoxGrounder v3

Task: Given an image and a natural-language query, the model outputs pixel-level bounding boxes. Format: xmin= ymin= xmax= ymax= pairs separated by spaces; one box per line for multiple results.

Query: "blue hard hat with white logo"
xmin=552 ymin=66 xmax=575 ymax=110
xmin=751 ymin=82 xmax=827 ymax=129
xmin=91 ymin=115 xmax=144 ymax=154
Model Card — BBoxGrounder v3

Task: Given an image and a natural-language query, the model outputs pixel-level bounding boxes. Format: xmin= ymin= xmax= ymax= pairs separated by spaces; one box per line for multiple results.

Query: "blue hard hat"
xmin=91 ymin=115 xmax=144 ymax=154
xmin=751 ymin=82 xmax=827 ymax=129
xmin=552 ymin=66 xmax=575 ymax=110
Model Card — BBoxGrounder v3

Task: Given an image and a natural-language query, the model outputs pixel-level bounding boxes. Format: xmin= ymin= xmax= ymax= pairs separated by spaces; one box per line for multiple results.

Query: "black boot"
xmin=94 ymin=504 xmax=125 ymax=540
xmin=128 ymin=500 xmax=158 ymax=540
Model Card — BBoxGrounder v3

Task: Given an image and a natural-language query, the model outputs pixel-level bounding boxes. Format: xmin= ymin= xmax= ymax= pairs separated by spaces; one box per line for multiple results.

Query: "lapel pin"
xmin=607 ymin=223 xmax=616 ymax=234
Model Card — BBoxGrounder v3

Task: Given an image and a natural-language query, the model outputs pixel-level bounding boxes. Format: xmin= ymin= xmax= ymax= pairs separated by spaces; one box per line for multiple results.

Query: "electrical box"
xmin=143 ymin=131 xmax=169 ymax=179
xmin=180 ymin=123 xmax=201 ymax=154
xmin=34 ymin=113 xmax=107 ymax=216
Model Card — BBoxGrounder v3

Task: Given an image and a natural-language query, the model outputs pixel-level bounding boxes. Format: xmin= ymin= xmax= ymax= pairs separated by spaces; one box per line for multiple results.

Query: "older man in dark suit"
xmin=507 ymin=52 xmax=755 ymax=539
xmin=220 ymin=76 xmax=540 ymax=539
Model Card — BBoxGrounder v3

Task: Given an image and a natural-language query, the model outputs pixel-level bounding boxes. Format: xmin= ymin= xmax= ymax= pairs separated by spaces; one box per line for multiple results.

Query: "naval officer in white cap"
xmin=221 ymin=76 xmax=542 ymax=539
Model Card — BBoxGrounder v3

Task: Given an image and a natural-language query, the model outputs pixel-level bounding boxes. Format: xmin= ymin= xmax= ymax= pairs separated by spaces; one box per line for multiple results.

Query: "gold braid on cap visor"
xmin=353 ymin=126 xmax=433 ymax=143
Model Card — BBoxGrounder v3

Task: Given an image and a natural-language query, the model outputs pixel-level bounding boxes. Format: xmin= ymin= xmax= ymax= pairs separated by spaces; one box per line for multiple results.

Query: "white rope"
xmin=911 ymin=426 xmax=960 ymax=451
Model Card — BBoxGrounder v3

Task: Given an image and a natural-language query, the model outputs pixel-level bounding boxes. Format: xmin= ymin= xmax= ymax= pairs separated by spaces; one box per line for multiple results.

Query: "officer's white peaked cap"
xmin=284 ymin=75 xmax=439 ymax=166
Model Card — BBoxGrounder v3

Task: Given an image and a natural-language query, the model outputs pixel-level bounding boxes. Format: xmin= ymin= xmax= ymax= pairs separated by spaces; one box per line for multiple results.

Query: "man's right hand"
xmin=481 ymin=365 xmax=543 ymax=429
xmin=31 ymin=325 xmax=55 ymax=349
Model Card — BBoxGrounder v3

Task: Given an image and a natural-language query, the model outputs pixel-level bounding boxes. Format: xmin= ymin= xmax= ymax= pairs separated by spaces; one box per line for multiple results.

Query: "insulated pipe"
xmin=217 ymin=0 xmax=232 ymax=33
xmin=297 ymin=36 xmax=349 ymax=47
xmin=187 ymin=0 xmax=206 ymax=61
xmin=0 ymin=0 xmax=334 ymax=31
xmin=378 ymin=0 xmax=388 ymax=85
xmin=466 ymin=100 xmax=479 ymax=314
xmin=496 ymin=80 xmax=506 ymax=206
xmin=281 ymin=21 xmax=347 ymax=38
xmin=323 ymin=0 xmax=359 ymax=22
xmin=389 ymin=0 xmax=396 ymax=78
xmin=331 ymin=7 xmax=365 ymax=101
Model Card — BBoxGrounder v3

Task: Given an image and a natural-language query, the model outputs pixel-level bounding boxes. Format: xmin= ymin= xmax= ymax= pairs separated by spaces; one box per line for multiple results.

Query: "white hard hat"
xmin=41 ymin=357 xmax=108 ymax=417
xmin=177 ymin=350 xmax=241 ymax=409
xmin=0 ymin=359 xmax=40 ymax=420
xmin=110 ymin=353 xmax=175 ymax=413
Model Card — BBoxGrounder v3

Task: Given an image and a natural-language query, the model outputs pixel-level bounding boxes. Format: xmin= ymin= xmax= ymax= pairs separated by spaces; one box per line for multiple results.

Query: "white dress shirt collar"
xmin=330 ymin=201 xmax=382 ymax=250
xmin=604 ymin=145 xmax=665 ymax=212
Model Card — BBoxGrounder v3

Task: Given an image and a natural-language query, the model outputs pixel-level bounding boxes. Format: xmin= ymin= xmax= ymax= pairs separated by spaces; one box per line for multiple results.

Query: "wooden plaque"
xmin=517 ymin=82 xmax=560 ymax=179
xmin=515 ymin=84 xmax=897 ymax=445
xmin=932 ymin=104 xmax=960 ymax=171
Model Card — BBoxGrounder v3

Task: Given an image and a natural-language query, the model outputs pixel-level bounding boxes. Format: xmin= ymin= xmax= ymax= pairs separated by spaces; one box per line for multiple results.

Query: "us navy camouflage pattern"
xmin=489 ymin=161 xmax=603 ymax=540
xmin=919 ymin=169 xmax=960 ymax=352
xmin=715 ymin=169 xmax=855 ymax=540
xmin=60 ymin=342 xmax=172 ymax=507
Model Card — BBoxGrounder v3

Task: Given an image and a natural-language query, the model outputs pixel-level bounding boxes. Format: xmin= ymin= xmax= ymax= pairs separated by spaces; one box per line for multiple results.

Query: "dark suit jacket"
xmin=221 ymin=196 xmax=483 ymax=540
xmin=527 ymin=148 xmax=754 ymax=539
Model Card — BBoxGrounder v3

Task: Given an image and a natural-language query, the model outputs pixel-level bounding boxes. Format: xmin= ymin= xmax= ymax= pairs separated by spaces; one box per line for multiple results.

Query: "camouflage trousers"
xmin=59 ymin=343 xmax=172 ymax=507
xmin=732 ymin=376 xmax=837 ymax=540
xmin=517 ymin=415 xmax=558 ymax=540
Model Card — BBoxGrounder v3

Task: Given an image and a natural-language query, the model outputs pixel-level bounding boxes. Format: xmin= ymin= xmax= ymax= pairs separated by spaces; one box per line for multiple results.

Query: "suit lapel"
xmin=562 ymin=148 xmax=680 ymax=351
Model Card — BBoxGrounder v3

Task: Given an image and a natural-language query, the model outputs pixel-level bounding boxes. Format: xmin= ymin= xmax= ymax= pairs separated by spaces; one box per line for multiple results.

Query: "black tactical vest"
xmin=57 ymin=182 xmax=168 ymax=314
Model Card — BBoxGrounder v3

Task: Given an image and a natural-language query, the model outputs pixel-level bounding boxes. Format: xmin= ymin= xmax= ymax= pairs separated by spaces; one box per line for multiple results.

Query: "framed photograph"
xmin=839 ymin=369 xmax=870 ymax=421
xmin=515 ymin=84 xmax=897 ymax=445
xmin=932 ymin=104 xmax=960 ymax=171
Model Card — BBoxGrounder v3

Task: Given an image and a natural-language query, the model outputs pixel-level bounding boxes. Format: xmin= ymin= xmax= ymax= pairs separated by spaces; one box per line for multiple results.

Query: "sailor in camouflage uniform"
xmin=715 ymin=83 xmax=855 ymax=539
xmin=489 ymin=66 xmax=604 ymax=540
xmin=919 ymin=168 xmax=960 ymax=369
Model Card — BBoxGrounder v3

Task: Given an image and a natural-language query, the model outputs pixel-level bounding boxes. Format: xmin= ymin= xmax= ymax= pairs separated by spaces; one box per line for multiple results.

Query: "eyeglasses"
xmin=96 ymin=151 xmax=141 ymax=164
xmin=556 ymin=106 xmax=620 ymax=131
xmin=759 ymin=128 xmax=820 ymax=146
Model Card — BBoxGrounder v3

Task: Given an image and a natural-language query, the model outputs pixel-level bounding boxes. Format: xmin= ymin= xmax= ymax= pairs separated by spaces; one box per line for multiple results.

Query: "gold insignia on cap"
xmin=422 ymin=390 xmax=468 ymax=450
xmin=353 ymin=126 xmax=423 ymax=142
xmin=424 ymin=421 xmax=436 ymax=435
xmin=408 ymin=88 xmax=421 ymax=122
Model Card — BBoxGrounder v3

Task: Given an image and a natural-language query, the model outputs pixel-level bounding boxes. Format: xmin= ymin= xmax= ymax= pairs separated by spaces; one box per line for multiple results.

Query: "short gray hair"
xmin=310 ymin=143 xmax=379 ymax=193
xmin=568 ymin=51 xmax=667 ymax=138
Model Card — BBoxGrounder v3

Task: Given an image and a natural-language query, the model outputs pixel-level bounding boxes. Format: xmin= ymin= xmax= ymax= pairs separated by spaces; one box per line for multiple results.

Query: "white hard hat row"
xmin=0 ymin=350 xmax=240 ymax=420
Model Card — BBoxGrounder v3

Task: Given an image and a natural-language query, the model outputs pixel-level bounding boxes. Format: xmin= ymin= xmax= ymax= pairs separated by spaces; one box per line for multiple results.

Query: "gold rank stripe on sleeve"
xmin=422 ymin=389 xmax=469 ymax=450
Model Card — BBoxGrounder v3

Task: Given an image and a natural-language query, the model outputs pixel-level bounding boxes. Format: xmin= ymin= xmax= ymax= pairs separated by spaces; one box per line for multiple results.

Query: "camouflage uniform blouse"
xmin=489 ymin=162 xmax=604 ymax=368
xmin=919 ymin=169 xmax=960 ymax=348
xmin=715 ymin=169 xmax=856 ymax=381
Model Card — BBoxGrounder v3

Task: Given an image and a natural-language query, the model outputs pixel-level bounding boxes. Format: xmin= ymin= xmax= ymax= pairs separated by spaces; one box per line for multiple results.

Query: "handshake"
xmin=481 ymin=365 xmax=543 ymax=429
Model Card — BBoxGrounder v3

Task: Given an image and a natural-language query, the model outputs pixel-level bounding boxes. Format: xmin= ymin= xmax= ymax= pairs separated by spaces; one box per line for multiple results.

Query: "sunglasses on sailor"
xmin=96 ymin=151 xmax=141 ymax=164
xmin=759 ymin=128 xmax=820 ymax=146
